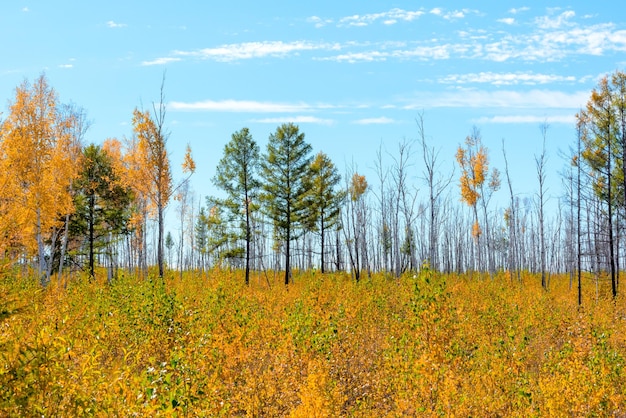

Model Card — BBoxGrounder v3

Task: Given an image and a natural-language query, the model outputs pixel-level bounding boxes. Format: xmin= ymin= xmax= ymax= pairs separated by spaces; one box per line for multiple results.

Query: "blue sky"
xmin=2 ymin=1 xmax=626 ymax=216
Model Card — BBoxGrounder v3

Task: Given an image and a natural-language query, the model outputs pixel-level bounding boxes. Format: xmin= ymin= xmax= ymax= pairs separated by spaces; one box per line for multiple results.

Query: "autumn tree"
xmin=212 ymin=127 xmax=261 ymax=285
xmin=260 ymin=123 xmax=313 ymax=285
xmin=456 ymin=127 xmax=500 ymax=274
xmin=130 ymin=80 xmax=195 ymax=278
xmin=0 ymin=74 xmax=80 ymax=285
xmin=302 ymin=152 xmax=345 ymax=273
xmin=345 ymin=172 xmax=368 ymax=282
xmin=56 ymin=104 xmax=90 ymax=283
xmin=120 ymin=129 xmax=151 ymax=274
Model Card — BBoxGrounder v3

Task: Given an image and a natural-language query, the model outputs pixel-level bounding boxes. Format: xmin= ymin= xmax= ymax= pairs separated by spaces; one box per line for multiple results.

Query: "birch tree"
xmin=0 ymin=74 xmax=79 ymax=285
xmin=456 ymin=127 xmax=499 ymax=274
xmin=130 ymin=80 xmax=195 ymax=278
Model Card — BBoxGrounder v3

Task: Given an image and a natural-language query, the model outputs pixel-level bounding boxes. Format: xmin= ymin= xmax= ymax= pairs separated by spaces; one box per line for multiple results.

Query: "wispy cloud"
xmin=353 ymin=117 xmax=396 ymax=124
xmin=325 ymin=50 xmax=388 ymax=63
xmin=145 ymin=9 xmax=626 ymax=66
xmin=322 ymin=43 xmax=460 ymax=63
xmin=474 ymin=114 xmax=576 ymax=124
xmin=438 ymin=72 xmax=579 ymax=85
xmin=169 ymin=99 xmax=325 ymax=113
xmin=498 ymin=17 xmax=516 ymax=25
xmin=403 ymin=89 xmax=589 ymax=109
xmin=429 ymin=8 xmax=474 ymax=20
xmin=338 ymin=8 xmax=425 ymax=27
xmin=22 ymin=7 xmax=29 ymax=12
xmin=251 ymin=116 xmax=335 ymax=125
xmin=535 ymin=10 xmax=575 ymax=29
xmin=309 ymin=7 xmax=477 ymax=28
xmin=510 ymin=7 xmax=530 ymax=14
xmin=58 ymin=64 xmax=73 ymax=69
xmin=172 ymin=41 xmax=340 ymax=62
xmin=307 ymin=16 xmax=333 ymax=28
xmin=106 ymin=20 xmax=127 ymax=28
xmin=142 ymin=57 xmax=182 ymax=66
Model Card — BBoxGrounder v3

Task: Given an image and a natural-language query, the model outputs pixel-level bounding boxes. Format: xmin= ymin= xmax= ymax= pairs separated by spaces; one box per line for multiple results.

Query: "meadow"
xmin=1 ymin=267 xmax=625 ymax=417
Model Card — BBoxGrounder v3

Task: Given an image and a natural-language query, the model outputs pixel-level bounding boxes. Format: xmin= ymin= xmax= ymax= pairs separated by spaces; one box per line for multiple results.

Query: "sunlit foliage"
xmin=1 ymin=269 xmax=624 ymax=416
xmin=0 ymin=75 xmax=81 ymax=284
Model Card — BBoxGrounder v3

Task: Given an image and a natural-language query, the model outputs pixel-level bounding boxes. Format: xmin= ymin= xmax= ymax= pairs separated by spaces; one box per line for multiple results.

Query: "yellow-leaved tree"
xmin=0 ymin=74 xmax=81 ymax=285
xmin=456 ymin=127 xmax=500 ymax=274
xmin=127 ymin=79 xmax=194 ymax=278
xmin=346 ymin=172 xmax=368 ymax=281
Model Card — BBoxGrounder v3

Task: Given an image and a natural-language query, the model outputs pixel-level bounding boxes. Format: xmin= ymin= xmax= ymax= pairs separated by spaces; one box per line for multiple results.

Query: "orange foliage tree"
xmin=127 ymin=81 xmax=194 ymax=278
xmin=456 ymin=127 xmax=500 ymax=274
xmin=346 ymin=172 xmax=368 ymax=281
xmin=0 ymin=74 xmax=81 ymax=285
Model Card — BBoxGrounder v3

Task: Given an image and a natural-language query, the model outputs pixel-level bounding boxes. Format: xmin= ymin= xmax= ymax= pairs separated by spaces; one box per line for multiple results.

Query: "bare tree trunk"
xmin=502 ymin=140 xmax=519 ymax=282
xmin=36 ymin=209 xmax=48 ymax=287
xmin=58 ymin=211 xmax=71 ymax=287
xmin=536 ymin=126 xmax=548 ymax=290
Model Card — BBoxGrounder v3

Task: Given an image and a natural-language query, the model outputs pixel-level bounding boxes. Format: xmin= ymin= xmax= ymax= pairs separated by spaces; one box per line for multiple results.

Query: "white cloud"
xmin=404 ymin=89 xmax=589 ymax=109
xmin=106 ymin=20 xmax=127 ymax=28
xmin=169 ymin=99 xmax=318 ymax=113
xmin=510 ymin=7 xmax=530 ymax=14
xmin=173 ymin=41 xmax=339 ymax=62
xmin=535 ymin=10 xmax=575 ymax=30
xmin=454 ymin=18 xmax=626 ymax=63
xmin=439 ymin=72 xmax=579 ymax=85
xmin=498 ymin=18 xmax=516 ymax=25
xmin=307 ymin=16 xmax=333 ymax=28
xmin=142 ymin=57 xmax=182 ymax=66
xmin=145 ymin=11 xmax=626 ymax=67
xmin=444 ymin=10 xmax=468 ymax=20
xmin=325 ymin=50 xmax=388 ymax=63
xmin=22 ymin=7 xmax=29 ymax=12
xmin=337 ymin=8 xmax=424 ymax=27
xmin=474 ymin=114 xmax=576 ymax=124
xmin=251 ymin=116 xmax=334 ymax=125
xmin=323 ymin=43 xmax=458 ymax=63
xmin=58 ymin=64 xmax=73 ymax=69
xmin=429 ymin=8 xmax=471 ymax=20
xmin=353 ymin=117 xmax=396 ymax=124
xmin=392 ymin=44 xmax=457 ymax=60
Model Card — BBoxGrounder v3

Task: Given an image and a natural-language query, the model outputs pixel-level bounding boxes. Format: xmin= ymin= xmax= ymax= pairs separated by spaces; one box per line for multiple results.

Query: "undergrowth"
xmin=0 ymin=267 xmax=624 ymax=416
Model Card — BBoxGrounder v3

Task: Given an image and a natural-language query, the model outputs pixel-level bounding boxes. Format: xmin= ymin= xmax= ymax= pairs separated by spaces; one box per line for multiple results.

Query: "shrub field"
xmin=1 ymin=268 xmax=625 ymax=416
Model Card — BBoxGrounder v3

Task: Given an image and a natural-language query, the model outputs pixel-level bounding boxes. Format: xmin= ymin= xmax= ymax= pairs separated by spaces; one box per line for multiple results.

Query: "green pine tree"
xmin=212 ymin=127 xmax=260 ymax=285
xmin=261 ymin=123 xmax=313 ymax=285
xmin=303 ymin=152 xmax=346 ymax=273
xmin=71 ymin=144 xmax=132 ymax=279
